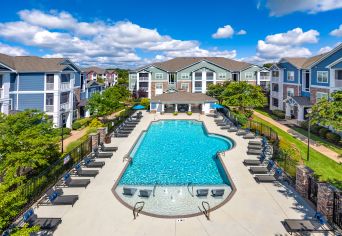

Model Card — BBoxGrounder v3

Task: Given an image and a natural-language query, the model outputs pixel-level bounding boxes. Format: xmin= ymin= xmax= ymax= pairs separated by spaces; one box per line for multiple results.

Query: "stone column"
xmin=296 ymin=165 xmax=314 ymax=199
xmin=188 ymin=104 xmax=192 ymax=112
xmin=175 ymin=104 xmax=178 ymax=112
xmin=89 ymin=132 xmax=99 ymax=150
xmin=317 ymin=183 xmax=336 ymax=221
xmin=161 ymin=104 xmax=165 ymax=113
xmin=285 ymin=103 xmax=291 ymax=119
xmin=97 ymin=127 xmax=106 ymax=144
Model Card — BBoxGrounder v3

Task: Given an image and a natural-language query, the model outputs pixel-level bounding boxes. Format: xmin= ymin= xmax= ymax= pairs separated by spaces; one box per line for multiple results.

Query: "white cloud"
xmin=265 ymin=28 xmax=319 ymax=45
xmin=212 ymin=25 xmax=234 ymax=39
xmin=318 ymin=46 xmax=332 ymax=54
xmin=237 ymin=30 xmax=247 ymax=35
xmin=257 ymin=40 xmax=312 ymax=59
xmin=0 ymin=42 xmax=27 ymax=56
xmin=0 ymin=9 xmax=237 ymax=68
xmin=330 ymin=24 xmax=342 ymax=37
xmin=266 ymin=0 xmax=342 ymax=16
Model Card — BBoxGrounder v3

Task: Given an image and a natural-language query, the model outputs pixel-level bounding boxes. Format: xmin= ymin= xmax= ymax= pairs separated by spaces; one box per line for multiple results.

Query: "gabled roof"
xmin=281 ymin=57 xmax=307 ymax=69
xmin=133 ymin=57 xmax=253 ymax=73
xmin=84 ymin=66 xmax=106 ymax=74
xmin=87 ymin=80 xmax=103 ymax=87
xmin=105 ymin=69 xmax=117 ymax=74
xmin=284 ymin=96 xmax=312 ymax=106
xmin=280 ymin=51 xmax=331 ymax=69
xmin=0 ymin=53 xmax=78 ymax=72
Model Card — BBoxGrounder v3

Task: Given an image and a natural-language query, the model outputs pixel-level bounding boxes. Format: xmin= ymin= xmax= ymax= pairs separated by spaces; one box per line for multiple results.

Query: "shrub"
xmin=187 ymin=111 xmax=192 ymax=116
xmin=55 ymin=127 xmax=71 ymax=137
xmin=72 ymin=122 xmax=82 ymax=130
xmin=89 ymin=118 xmax=104 ymax=128
xmin=318 ymin=127 xmax=330 ymax=138
xmin=299 ymin=120 xmax=309 ymax=130
xmin=140 ymin=98 xmax=150 ymax=109
xmin=173 ymin=111 xmax=178 ymax=116
xmin=310 ymin=125 xmax=321 ymax=134
xmin=326 ymin=132 xmax=341 ymax=143
xmin=244 ymin=110 xmax=253 ymax=118
xmin=272 ymin=110 xmax=285 ymax=119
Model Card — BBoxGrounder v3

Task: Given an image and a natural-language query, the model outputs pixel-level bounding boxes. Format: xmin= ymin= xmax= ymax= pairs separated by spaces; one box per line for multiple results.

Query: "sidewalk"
xmin=62 ymin=109 xmax=127 ymax=151
xmin=253 ymin=111 xmax=341 ymax=164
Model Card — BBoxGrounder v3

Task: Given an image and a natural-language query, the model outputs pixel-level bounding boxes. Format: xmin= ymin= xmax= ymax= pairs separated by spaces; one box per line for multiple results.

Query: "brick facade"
xmin=295 ymin=165 xmax=314 ymax=199
xmin=176 ymin=81 xmax=192 ymax=92
xmin=150 ymin=82 xmax=169 ymax=97
xmin=97 ymin=128 xmax=106 ymax=144
xmin=283 ymin=84 xmax=300 ymax=99
xmin=310 ymin=87 xmax=330 ymax=104
xmin=89 ymin=132 xmax=99 ymax=151
xmin=317 ymin=183 xmax=336 ymax=221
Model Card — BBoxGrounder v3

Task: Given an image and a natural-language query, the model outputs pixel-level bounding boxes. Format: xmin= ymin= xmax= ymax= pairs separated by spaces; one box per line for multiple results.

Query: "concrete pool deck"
xmin=36 ymin=111 xmax=319 ymax=236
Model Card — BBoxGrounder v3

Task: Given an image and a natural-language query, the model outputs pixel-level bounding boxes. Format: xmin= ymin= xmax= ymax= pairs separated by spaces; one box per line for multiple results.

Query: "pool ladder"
xmin=187 ymin=182 xmax=194 ymax=197
xmin=133 ymin=201 xmax=145 ymax=220
xmin=123 ymin=154 xmax=133 ymax=164
xmin=198 ymin=201 xmax=210 ymax=220
xmin=153 ymin=182 xmax=157 ymax=197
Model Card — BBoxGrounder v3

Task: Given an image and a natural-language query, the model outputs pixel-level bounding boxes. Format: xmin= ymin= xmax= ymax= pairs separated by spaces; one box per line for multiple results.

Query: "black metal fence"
xmin=308 ymin=175 xmax=319 ymax=207
xmin=333 ymin=191 xmax=342 ymax=229
xmin=107 ymin=108 xmax=135 ymax=134
xmin=13 ymin=137 xmax=92 ymax=224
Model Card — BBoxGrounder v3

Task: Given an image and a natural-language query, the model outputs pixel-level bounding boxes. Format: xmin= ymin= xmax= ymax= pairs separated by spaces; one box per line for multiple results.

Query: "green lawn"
xmin=253 ymin=115 xmax=342 ymax=189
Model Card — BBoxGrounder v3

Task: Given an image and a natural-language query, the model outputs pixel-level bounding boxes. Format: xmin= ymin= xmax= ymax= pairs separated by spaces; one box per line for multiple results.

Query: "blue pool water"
xmin=119 ymin=120 xmax=233 ymax=185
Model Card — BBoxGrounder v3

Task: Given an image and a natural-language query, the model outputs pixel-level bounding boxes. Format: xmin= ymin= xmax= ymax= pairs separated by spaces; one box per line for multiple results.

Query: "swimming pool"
xmin=114 ymin=120 xmax=235 ymax=217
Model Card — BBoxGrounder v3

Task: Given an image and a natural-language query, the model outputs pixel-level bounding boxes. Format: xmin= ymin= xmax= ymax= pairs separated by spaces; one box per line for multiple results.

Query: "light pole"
xmin=60 ymin=109 xmax=65 ymax=153
xmin=306 ymin=108 xmax=312 ymax=161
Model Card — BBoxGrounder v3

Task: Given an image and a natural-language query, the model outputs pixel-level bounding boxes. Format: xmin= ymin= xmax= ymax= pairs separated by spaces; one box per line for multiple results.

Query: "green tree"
xmin=86 ymin=85 xmax=130 ymax=117
xmin=263 ymin=63 xmax=273 ymax=68
xmin=0 ymin=110 xmax=60 ymax=180
xmin=221 ymin=82 xmax=267 ymax=111
xmin=206 ymin=82 xmax=229 ymax=103
xmin=310 ymin=91 xmax=342 ymax=132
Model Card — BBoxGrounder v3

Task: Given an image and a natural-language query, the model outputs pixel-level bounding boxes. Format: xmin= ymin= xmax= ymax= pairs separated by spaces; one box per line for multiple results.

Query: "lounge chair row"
xmin=196 ymin=189 xmax=225 ymax=197
xmin=214 ymin=115 xmax=256 ymax=139
xmin=113 ymin=112 xmax=142 ymax=138
xmin=21 ymin=146 xmax=115 ymax=232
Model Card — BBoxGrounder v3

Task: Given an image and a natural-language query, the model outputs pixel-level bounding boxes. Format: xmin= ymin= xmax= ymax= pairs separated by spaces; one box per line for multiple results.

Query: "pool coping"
xmin=111 ymin=118 xmax=237 ymax=219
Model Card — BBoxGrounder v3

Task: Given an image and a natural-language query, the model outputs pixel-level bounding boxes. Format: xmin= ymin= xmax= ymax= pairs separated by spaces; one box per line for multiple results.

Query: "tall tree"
xmin=310 ymin=91 xmax=342 ymax=132
xmin=206 ymin=82 xmax=229 ymax=103
xmin=221 ymin=82 xmax=267 ymax=111
xmin=0 ymin=110 xmax=60 ymax=180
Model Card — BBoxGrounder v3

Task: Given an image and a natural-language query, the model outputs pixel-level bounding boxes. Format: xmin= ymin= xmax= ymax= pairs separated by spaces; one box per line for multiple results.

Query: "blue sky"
xmin=0 ymin=0 xmax=342 ymax=68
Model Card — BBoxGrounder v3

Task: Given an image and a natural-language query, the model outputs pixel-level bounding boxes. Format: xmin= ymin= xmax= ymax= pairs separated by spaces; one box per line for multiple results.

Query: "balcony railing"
xmin=60 ymin=102 xmax=70 ymax=110
xmin=46 ymin=83 xmax=54 ymax=90
xmin=45 ymin=105 xmax=54 ymax=112
xmin=60 ymin=82 xmax=70 ymax=90
xmin=139 ymin=87 xmax=148 ymax=92
xmin=271 ymin=91 xmax=279 ymax=97
xmin=139 ymin=77 xmax=149 ymax=81
xmin=260 ymin=76 xmax=270 ymax=80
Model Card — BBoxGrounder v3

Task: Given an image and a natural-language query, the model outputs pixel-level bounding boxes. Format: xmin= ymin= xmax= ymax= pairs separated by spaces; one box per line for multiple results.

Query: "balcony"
xmin=45 ymin=105 xmax=54 ymax=112
xmin=139 ymin=87 xmax=148 ymax=92
xmin=60 ymin=82 xmax=70 ymax=90
xmin=139 ymin=77 xmax=149 ymax=81
xmin=46 ymin=83 xmax=54 ymax=90
xmin=0 ymin=88 xmax=3 ymax=99
xmin=271 ymin=91 xmax=279 ymax=97
xmin=260 ymin=75 xmax=270 ymax=80
xmin=60 ymin=102 xmax=70 ymax=110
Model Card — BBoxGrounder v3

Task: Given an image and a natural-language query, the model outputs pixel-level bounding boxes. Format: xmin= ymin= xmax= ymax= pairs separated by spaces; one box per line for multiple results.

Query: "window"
xmin=155 ymin=83 xmax=163 ymax=89
xmin=316 ymin=92 xmax=328 ymax=101
xmin=0 ymin=74 xmax=3 ymax=88
xmin=287 ymin=88 xmax=294 ymax=97
xmin=169 ymin=74 xmax=176 ymax=84
xmin=46 ymin=74 xmax=54 ymax=83
xmin=272 ymin=98 xmax=279 ymax=107
xmin=155 ymin=73 xmax=163 ymax=80
xmin=61 ymin=74 xmax=70 ymax=83
xmin=245 ymin=72 xmax=253 ymax=80
xmin=150 ymin=103 xmax=156 ymax=110
xmin=60 ymin=92 xmax=69 ymax=104
xmin=181 ymin=73 xmax=189 ymax=79
xmin=272 ymin=83 xmax=279 ymax=92
xmin=287 ymin=71 xmax=295 ymax=81
xmin=206 ymin=72 xmax=213 ymax=81
xmin=195 ymin=72 xmax=202 ymax=80
xmin=195 ymin=81 xmax=202 ymax=90
xmin=46 ymin=93 xmax=54 ymax=105
xmin=272 ymin=71 xmax=279 ymax=77
xmin=218 ymin=73 xmax=226 ymax=80
xmin=336 ymin=70 xmax=342 ymax=80
xmin=317 ymin=71 xmax=328 ymax=83
xmin=180 ymin=83 xmax=189 ymax=91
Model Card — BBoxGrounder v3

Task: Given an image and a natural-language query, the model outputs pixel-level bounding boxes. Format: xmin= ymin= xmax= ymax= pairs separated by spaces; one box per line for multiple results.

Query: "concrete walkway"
xmin=31 ymin=111 xmax=326 ymax=236
xmin=253 ymin=111 xmax=341 ymax=164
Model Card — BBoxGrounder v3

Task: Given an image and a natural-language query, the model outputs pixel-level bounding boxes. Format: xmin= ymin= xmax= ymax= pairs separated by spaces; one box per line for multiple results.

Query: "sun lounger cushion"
xmin=196 ymin=189 xmax=209 ymax=197
xmin=24 ymin=209 xmax=62 ymax=230
xmin=139 ymin=189 xmax=152 ymax=198
xmin=211 ymin=189 xmax=225 ymax=197
xmin=123 ymin=187 xmax=137 ymax=196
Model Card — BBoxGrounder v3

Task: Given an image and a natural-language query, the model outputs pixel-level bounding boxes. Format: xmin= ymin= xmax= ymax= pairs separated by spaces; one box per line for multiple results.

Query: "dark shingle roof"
xmin=136 ymin=57 xmax=252 ymax=72
xmin=83 ymin=66 xmax=106 ymax=74
xmin=291 ymin=96 xmax=312 ymax=106
xmin=0 ymin=53 xmax=77 ymax=72
xmin=151 ymin=91 xmax=217 ymax=104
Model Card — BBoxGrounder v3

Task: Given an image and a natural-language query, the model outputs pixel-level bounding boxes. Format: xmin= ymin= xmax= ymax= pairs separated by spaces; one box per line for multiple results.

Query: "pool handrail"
xmin=187 ymin=182 xmax=194 ymax=197
xmin=133 ymin=201 xmax=145 ymax=220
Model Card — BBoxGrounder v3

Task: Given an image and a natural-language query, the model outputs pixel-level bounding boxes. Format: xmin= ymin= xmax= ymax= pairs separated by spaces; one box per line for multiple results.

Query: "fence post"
xmin=295 ymin=165 xmax=313 ymax=199
xmin=317 ymin=183 xmax=336 ymax=222
xmin=89 ymin=132 xmax=99 ymax=150
xmin=97 ymin=127 xmax=106 ymax=144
